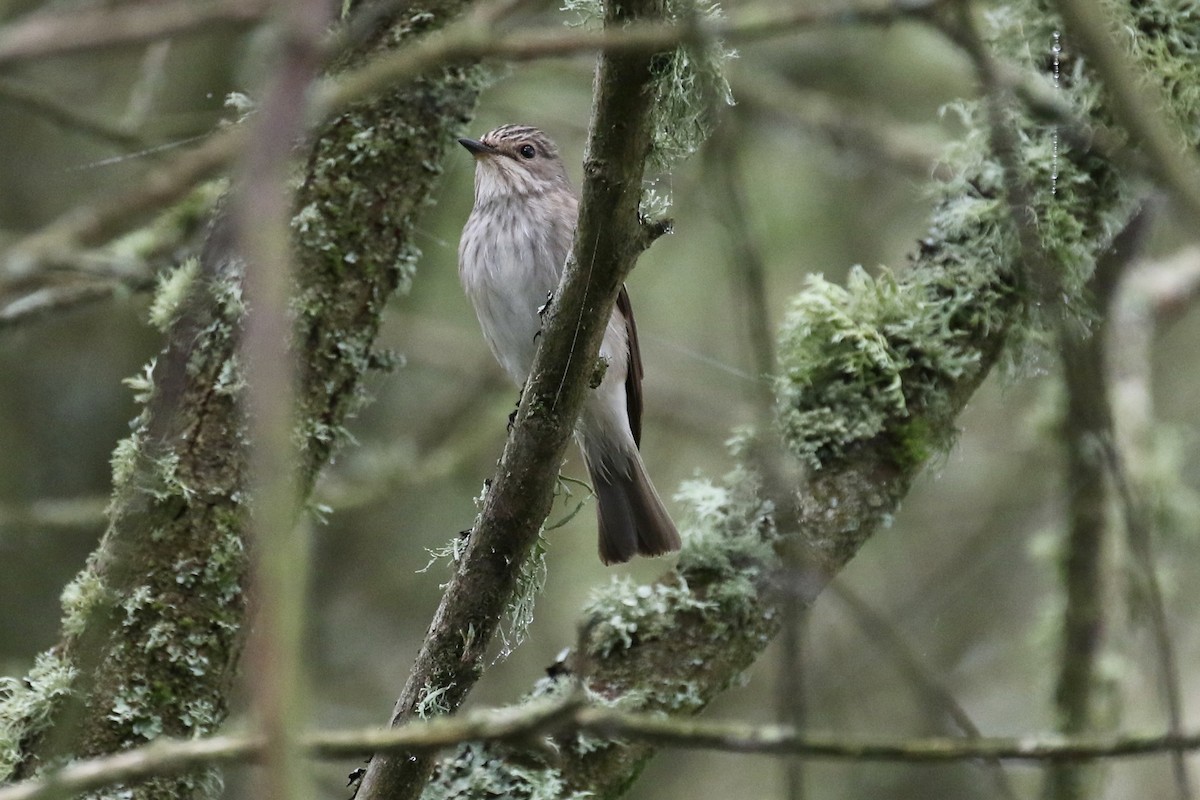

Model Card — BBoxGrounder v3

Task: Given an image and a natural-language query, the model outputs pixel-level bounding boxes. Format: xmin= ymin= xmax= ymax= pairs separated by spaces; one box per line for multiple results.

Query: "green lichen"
xmin=109 ymin=434 xmax=142 ymax=491
xmin=775 ymin=266 xmax=985 ymax=470
xmin=121 ymin=360 xmax=157 ymax=405
xmin=772 ymin=0 xmax=1196 ymax=471
xmin=645 ymin=0 xmax=735 ymax=170
xmin=415 ymin=683 xmax=454 ymax=720
xmin=60 ymin=568 xmax=106 ymax=637
xmin=583 ymin=575 xmax=716 ymax=659
xmin=498 ymin=535 xmax=548 ymax=659
xmin=108 ymin=182 xmax=225 ymax=265
xmin=148 ymin=258 xmax=200 ymax=332
xmin=561 ymin=0 xmax=734 ymax=170
xmin=581 ymin=466 xmax=776 ymax=662
xmin=0 ymin=652 xmax=77 ymax=781
xmin=101 ymin=524 xmax=245 ymax=749
xmin=421 ymin=742 xmax=590 ymax=800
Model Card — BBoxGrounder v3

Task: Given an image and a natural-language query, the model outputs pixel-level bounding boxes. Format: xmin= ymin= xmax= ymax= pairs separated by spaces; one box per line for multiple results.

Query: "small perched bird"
xmin=457 ymin=124 xmax=681 ymax=565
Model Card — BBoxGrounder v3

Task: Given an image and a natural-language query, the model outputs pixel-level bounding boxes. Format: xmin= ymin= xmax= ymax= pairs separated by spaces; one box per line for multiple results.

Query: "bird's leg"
xmin=508 ymin=386 xmax=523 ymax=432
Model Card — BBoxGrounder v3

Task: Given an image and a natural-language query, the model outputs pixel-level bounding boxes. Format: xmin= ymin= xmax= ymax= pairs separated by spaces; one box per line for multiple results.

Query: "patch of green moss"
xmin=772 ymin=0 xmax=1197 ymax=471
xmin=775 ymin=266 xmax=986 ymax=470
xmin=421 ymin=742 xmax=590 ymax=800
xmin=561 ymin=0 xmax=733 ymax=170
xmin=0 ymin=652 xmax=77 ymax=781
xmin=59 ymin=567 xmax=107 ymax=637
xmin=581 ymin=466 xmax=776 ymax=663
xmin=148 ymin=258 xmax=200 ymax=332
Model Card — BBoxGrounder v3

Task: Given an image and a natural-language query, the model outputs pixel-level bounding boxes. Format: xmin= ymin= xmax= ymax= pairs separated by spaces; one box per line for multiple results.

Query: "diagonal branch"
xmin=0 ymin=0 xmax=937 ymax=283
xmin=352 ymin=0 xmax=672 ymax=797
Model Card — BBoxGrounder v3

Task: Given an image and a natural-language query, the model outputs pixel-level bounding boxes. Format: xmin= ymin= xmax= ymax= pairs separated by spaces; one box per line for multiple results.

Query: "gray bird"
xmin=457 ymin=124 xmax=681 ymax=564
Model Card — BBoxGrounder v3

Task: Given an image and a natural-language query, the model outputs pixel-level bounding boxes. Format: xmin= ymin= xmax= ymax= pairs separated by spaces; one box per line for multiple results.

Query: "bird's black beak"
xmin=458 ymin=137 xmax=496 ymax=157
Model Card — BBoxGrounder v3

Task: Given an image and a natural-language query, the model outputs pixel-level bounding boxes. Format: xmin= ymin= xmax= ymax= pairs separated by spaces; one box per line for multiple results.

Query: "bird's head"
xmin=458 ymin=124 xmax=572 ymax=202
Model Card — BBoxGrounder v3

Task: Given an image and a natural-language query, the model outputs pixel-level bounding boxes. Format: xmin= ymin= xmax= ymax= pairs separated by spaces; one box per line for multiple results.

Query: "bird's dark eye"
xmin=519 ymin=144 xmax=536 ymax=159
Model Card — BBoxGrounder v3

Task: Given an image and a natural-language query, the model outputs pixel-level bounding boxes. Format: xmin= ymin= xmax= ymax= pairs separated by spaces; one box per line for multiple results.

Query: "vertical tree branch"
xmin=235 ymin=0 xmax=333 ymax=796
xmin=1043 ymin=209 xmax=1152 ymax=800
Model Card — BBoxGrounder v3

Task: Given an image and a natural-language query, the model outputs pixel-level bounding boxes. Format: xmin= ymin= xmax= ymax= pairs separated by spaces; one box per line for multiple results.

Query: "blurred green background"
xmin=2 ymin=1 xmax=1199 ymax=797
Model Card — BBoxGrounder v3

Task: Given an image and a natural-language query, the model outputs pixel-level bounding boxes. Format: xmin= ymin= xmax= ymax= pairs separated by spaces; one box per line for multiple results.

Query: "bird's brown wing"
xmin=616 ymin=285 xmax=644 ymax=448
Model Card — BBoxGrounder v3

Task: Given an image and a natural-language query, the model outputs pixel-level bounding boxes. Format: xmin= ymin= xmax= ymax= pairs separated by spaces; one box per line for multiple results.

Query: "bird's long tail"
xmin=587 ymin=450 xmax=681 ymax=565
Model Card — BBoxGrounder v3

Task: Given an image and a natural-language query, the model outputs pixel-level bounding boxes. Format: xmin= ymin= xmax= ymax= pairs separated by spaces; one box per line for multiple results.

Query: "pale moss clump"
xmin=148 ymin=258 xmax=200 ymax=332
xmin=775 ymin=266 xmax=985 ymax=470
xmin=561 ymin=0 xmax=735 ymax=169
xmin=582 ymin=575 xmax=717 ymax=659
xmin=59 ymin=567 xmax=106 ymax=637
xmin=582 ymin=466 xmax=777 ymax=660
xmin=773 ymin=0 xmax=1192 ymax=470
xmin=0 ymin=652 xmax=77 ymax=780
xmin=645 ymin=0 xmax=735 ymax=170
xmin=422 ymin=742 xmax=589 ymax=800
xmin=498 ymin=535 xmax=548 ymax=659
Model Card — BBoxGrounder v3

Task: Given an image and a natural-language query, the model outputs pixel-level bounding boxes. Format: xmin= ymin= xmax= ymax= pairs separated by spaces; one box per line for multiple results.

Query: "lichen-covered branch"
xmin=0 ymin=0 xmax=482 ymax=794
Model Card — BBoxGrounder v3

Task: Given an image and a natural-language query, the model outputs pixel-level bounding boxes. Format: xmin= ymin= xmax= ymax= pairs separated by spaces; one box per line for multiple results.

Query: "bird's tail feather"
xmin=589 ymin=452 xmax=680 ymax=565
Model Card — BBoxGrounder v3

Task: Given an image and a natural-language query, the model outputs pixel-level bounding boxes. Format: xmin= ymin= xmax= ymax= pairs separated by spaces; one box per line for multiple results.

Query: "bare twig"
xmin=1044 ymin=208 xmax=1153 ymax=800
xmin=1106 ymin=242 xmax=1200 ymax=800
xmin=0 ymin=0 xmax=940 ymax=283
xmin=2 ymin=127 xmax=243 ymax=280
xmin=0 ymin=0 xmax=268 ymax=65
xmin=0 ymin=79 xmax=148 ymax=150
xmin=12 ymin=696 xmax=1200 ymax=800
xmin=0 ymin=496 xmax=108 ymax=530
xmin=0 ymin=278 xmax=153 ymax=329
xmin=322 ymin=0 xmax=946 ymax=114
xmin=828 ymin=582 xmax=1018 ymax=800
xmin=733 ymin=71 xmax=950 ymax=181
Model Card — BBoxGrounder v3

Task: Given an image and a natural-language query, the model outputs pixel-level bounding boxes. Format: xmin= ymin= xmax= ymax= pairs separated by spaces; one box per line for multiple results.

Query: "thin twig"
xmin=2 ymin=127 xmax=243 ymax=280
xmin=0 ymin=0 xmax=941 ymax=282
xmin=0 ymin=278 xmax=153 ymax=329
xmin=733 ymin=71 xmax=950 ymax=181
xmin=0 ymin=79 xmax=148 ymax=150
xmin=12 ymin=697 xmax=1200 ymax=800
xmin=1043 ymin=207 xmax=1153 ymax=800
xmin=0 ymin=0 xmax=268 ymax=65
xmin=828 ymin=582 xmax=1019 ymax=800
